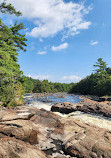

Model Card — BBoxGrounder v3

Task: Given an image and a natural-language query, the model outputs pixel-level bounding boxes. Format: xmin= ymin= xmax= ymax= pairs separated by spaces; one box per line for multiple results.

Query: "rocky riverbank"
xmin=0 ymin=102 xmax=111 ymax=158
xmin=51 ymin=98 xmax=111 ymax=118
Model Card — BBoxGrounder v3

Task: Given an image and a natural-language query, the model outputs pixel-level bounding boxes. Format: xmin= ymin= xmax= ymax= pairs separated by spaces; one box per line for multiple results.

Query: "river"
xmin=24 ymin=93 xmax=81 ymax=111
xmin=24 ymin=93 xmax=111 ymax=131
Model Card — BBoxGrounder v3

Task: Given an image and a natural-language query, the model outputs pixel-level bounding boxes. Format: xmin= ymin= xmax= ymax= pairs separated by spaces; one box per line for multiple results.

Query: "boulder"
xmin=51 ymin=102 xmax=81 ymax=114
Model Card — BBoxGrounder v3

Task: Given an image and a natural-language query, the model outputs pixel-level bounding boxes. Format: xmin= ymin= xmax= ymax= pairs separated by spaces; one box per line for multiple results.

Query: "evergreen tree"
xmin=93 ymin=58 xmax=107 ymax=73
xmin=0 ymin=1 xmax=27 ymax=105
xmin=69 ymin=58 xmax=111 ymax=96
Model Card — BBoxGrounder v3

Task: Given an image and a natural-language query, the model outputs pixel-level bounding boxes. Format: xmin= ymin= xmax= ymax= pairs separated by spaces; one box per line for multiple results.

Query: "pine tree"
xmin=93 ymin=58 xmax=107 ymax=74
xmin=0 ymin=1 xmax=27 ymax=105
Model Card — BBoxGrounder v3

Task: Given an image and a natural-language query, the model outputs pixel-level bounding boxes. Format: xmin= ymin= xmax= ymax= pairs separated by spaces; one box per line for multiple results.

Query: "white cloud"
xmin=52 ymin=42 xmax=68 ymax=51
xmin=27 ymin=74 xmax=51 ymax=80
xmin=8 ymin=0 xmax=92 ymax=39
xmin=37 ymin=51 xmax=47 ymax=55
xmin=62 ymin=75 xmax=81 ymax=82
xmin=90 ymin=40 xmax=99 ymax=46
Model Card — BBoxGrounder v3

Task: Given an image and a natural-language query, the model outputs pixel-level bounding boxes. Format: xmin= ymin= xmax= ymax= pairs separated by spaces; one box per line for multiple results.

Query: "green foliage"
xmin=21 ymin=76 xmax=74 ymax=93
xmin=20 ymin=76 xmax=35 ymax=93
xmin=93 ymin=58 xmax=107 ymax=73
xmin=7 ymin=98 xmax=25 ymax=107
xmin=0 ymin=1 xmax=21 ymax=16
xmin=69 ymin=58 xmax=111 ymax=96
xmin=0 ymin=41 xmax=25 ymax=105
xmin=0 ymin=1 xmax=27 ymax=105
xmin=0 ymin=20 xmax=27 ymax=52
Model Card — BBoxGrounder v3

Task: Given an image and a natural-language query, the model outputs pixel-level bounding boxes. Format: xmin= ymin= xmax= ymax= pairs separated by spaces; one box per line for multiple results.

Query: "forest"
xmin=69 ymin=58 xmax=111 ymax=97
xmin=20 ymin=76 xmax=74 ymax=94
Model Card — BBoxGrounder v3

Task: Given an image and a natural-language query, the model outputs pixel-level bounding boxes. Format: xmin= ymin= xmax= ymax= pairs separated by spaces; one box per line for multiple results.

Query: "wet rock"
xmin=99 ymin=97 xmax=111 ymax=102
xmin=51 ymin=102 xmax=81 ymax=114
xmin=56 ymin=95 xmax=66 ymax=98
xmin=78 ymin=103 xmax=111 ymax=118
xmin=42 ymin=100 xmax=52 ymax=103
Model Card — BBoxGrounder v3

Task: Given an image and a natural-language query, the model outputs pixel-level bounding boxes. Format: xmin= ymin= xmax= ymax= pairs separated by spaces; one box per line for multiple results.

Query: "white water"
xmin=67 ymin=111 xmax=111 ymax=130
xmin=24 ymin=95 xmax=52 ymax=111
xmin=24 ymin=95 xmax=111 ymax=131
xmin=27 ymin=101 xmax=52 ymax=111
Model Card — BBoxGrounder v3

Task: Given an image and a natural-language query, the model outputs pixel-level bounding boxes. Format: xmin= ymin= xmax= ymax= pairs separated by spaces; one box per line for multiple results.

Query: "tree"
xmin=69 ymin=59 xmax=111 ymax=96
xmin=93 ymin=58 xmax=107 ymax=73
xmin=0 ymin=1 xmax=21 ymax=16
xmin=0 ymin=1 xmax=27 ymax=105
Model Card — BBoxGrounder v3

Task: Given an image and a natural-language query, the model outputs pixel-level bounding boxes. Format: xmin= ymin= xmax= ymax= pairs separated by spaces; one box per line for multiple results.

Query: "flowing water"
xmin=24 ymin=93 xmax=111 ymax=131
xmin=24 ymin=93 xmax=81 ymax=111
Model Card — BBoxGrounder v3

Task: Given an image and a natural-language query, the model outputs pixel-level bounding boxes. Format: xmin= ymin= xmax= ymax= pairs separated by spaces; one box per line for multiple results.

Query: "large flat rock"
xmin=61 ymin=118 xmax=111 ymax=158
xmin=0 ymin=135 xmax=46 ymax=158
xmin=0 ymin=106 xmax=111 ymax=158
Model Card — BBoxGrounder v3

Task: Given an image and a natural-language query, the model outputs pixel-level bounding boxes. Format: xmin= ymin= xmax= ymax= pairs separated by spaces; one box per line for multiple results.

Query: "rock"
xmin=99 ymin=97 xmax=111 ymax=102
xmin=51 ymin=103 xmax=75 ymax=114
xmin=30 ymin=108 xmax=64 ymax=155
xmin=0 ymin=106 xmax=37 ymax=121
xmin=29 ymin=107 xmax=111 ymax=158
xmin=78 ymin=98 xmax=111 ymax=118
xmin=61 ymin=118 xmax=111 ymax=158
xmin=51 ymin=102 xmax=81 ymax=114
xmin=78 ymin=103 xmax=111 ymax=118
xmin=30 ymin=108 xmax=63 ymax=128
xmin=99 ymin=97 xmax=107 ymax=102
xmin=0 ymin=105 xmax=111 ymax=158
xmin=42 ymin=100 xmax=52 ymax=103
xmin=57 ymin=95 xmax=66 ymax=98
xmin=0 ymin=119 xmax=39 ymax=144
xmin=0 ymin=135 xmax=46 ymax=158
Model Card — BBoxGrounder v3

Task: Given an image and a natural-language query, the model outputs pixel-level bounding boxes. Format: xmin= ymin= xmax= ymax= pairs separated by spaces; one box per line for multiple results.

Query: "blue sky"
xmin=3 ymin=0 xmax=111 ymax=83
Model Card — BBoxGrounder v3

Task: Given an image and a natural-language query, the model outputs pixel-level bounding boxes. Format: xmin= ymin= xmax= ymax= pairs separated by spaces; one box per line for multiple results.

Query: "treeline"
xmin=69 ymin=58 xmax=111 ymax=96
xmin=20 ymin=76 xmax=74 ymax=93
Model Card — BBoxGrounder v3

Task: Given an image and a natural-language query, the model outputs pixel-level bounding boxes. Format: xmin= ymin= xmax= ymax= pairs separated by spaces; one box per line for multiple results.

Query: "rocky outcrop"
xmin=51 ymin=102 xmax=82 ymax=114
xmin=78 ymin=99 xmax=111 ymax=118
xmin=0 ymin=106 xmax=111 ymax=158
xmin=0 ymin=106 xmax=73 ymax=158
xmin=62 ymin=118 xmax=111 ymax=158
xmin=77 ymin=103 xmax=111 ymax=118
xmin=51 ymin=99 xmax=111 ymax=118
xmin=0 ymin=135 xmax=46 ymax=158
xmin=98 ymin=97 xmax=111 ymax=102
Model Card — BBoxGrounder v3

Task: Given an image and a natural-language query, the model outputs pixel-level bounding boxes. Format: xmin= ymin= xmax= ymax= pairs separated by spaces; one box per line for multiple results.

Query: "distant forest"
xmin=21 ymin=76 xmax=74 ymax=93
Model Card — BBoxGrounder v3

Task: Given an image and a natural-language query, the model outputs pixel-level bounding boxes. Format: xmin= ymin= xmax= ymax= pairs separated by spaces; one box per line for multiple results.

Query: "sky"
xmin=2 ymin=0 xmax=111 ymax=83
